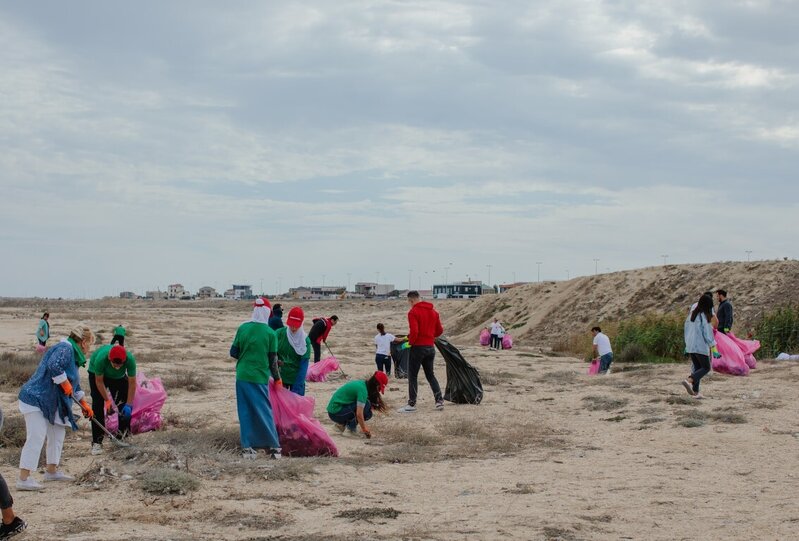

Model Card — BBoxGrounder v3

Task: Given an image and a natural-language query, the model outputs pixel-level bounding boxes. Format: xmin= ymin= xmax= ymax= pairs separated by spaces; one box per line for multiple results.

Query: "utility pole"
xmin=322 ymin=274 xmax=325 ymax=288
xmin=347 ymin=273 xmax=351 ymax=292
xmin=536 ymin=262 xmax=542 ymax=283
xmin=299 ymin=275 xmax=304 ymax=288
xmin=278 ymin=276 xmax=282 ymax=296
xmin=661 ymin=254 xmax=668 ymax=266
xmin=593 ymin=258 xmax=599 ymax=276
xmin=408 ymin=269 xmax=412 ymax=290
xmin=486 ymin=264 xmax=492 ymax=290
xmin=260 ymin=278 xmax=263 ymax=295
xmin=745 ymin=250 xmax=752 ymax=262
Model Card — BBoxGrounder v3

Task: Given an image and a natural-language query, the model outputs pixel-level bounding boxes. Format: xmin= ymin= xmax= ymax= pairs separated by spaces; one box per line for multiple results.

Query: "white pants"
xmin=19 ymin=410 xmax=66 ymax=471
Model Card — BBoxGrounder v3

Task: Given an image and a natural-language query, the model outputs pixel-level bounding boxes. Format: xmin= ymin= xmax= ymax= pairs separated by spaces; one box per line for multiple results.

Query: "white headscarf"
xmin=251 ymin=298 xmax=271 ymax=324
xmin=286 ymin=327 xmax=308 ymax=356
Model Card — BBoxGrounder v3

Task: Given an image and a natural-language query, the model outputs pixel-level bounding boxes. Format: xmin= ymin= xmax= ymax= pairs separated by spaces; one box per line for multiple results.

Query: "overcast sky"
xmin=1 ymin=1 xmax=797 ymax=298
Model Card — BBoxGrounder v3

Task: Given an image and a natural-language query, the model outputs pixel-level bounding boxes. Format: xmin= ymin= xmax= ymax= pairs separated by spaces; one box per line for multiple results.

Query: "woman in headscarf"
xmin=275 ymin=307 xmax=312 ymax=396
xmin=230 ymin=297 xmax=283 ymax=459
xmin=16 ymin=324 xmax=94 ymax=491
xmin=35 ymin=312 xmax=49 ymax=349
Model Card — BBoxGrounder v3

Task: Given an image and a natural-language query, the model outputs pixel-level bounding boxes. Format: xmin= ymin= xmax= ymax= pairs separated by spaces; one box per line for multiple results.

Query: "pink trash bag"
xmin=726 ymin=332 xmax=760 ymax=369
xmin=587 ymin=358 xmax=600 ymax=375
xmin=501 ymin=334 xmax=513 ymax=350
xmin=106 ymin=372 xmax=167 ymax=434
xmin=269 ymin=380 xmax=338 ymax=457
xmin=711 ymin=330 xmax=749 ymax=376
xmin=35 ymin=343 xmax=47 ymax=354
xmin=479 ymin=329 xmax=490 ymax=346
xmin=306 ymin=356 xmax=340 ymax=382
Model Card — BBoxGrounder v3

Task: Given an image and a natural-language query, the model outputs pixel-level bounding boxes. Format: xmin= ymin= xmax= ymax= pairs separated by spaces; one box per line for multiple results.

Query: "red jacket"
xmin=408 ymin=301 xmax=444 ymax=346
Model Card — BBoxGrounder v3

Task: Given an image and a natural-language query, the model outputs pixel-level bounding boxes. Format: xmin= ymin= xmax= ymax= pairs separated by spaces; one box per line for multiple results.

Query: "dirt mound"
xmin=443 ymin=260 xmax=799 ymax=347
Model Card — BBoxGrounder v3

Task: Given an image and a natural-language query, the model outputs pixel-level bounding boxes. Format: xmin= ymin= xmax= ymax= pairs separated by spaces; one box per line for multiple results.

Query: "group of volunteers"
xmin=232 ymin=290 xmax=446 ymax=458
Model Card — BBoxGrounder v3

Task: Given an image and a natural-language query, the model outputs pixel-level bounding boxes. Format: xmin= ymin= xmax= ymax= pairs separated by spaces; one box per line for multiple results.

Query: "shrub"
xmin=162 ymin=369 xmax=209 ymax=392
xmin=755 ymin=305 xmax=799 ymax=358
xmin=614 ymin=311 xmax=685 ymax=362
xmin=0 ymin=351 xmax=41 ymax=390
xmin=617 ymin=343 xmax=646 ymax=363
xmin=139 ymin=468 xmax=200 ymax=494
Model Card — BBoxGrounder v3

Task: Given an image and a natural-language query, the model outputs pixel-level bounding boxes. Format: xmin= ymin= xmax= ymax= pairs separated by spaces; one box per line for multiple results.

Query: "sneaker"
xmin=0 ymin=516 xmax=27 ymax=539
xmin=435 ymin=401 xmax=444 ymax=410
xmin=692 ymin=393 xmax=705 ymax=400
xmin=397 ymin=404 xmax=417 ymax=413
xmin=269 ymin=448 xmax=282 ymax=460
xmin=333 ymin=423 xmax=346 ymax=433
xmin=606 ymin=367 xmax=612 ymax=375
xmin=15 ymin=477 xmax=43 ymax=491
xmin=43 ymin=470 xmax=74 ymax=482
xmin=242 ymin=447 xmax=258 ymax=460
xmin=681 ymin=380 xmax=696 ymax=396
xmin=91 ymin=443 xmax=104 ymax=456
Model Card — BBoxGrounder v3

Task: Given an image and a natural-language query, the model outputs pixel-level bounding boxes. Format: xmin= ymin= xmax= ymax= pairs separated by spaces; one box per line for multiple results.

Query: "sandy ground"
xmin=1 ymin=300 xmax=798 ymax=541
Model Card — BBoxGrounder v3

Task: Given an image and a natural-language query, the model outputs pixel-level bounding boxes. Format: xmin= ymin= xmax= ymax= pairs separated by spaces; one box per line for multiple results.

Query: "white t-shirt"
xmin=593 ymin=332 xmax=612 ymax=356
xmin=490 ymin=322 xmax=505 ymax=336
xmin=374 ymin=333 xmax=396 ymax=356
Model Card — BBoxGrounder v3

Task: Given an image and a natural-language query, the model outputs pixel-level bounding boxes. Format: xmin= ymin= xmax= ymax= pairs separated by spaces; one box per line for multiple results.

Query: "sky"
xmin=1 ymin=1 xmax=797 ymax=298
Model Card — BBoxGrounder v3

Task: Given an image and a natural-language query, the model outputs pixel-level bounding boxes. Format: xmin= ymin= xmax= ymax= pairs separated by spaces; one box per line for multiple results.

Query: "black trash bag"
xmin=391 ymin=340 xmax=409 ymax=379
xmin=435 ymin=337 xmax=483 ymax=404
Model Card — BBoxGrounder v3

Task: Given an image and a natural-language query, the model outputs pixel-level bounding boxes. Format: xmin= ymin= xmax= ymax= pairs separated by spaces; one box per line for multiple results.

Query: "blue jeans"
xmin=599 ymin=352 xmax=613 ymax=373
xmin=375 ymin=354 xmax=391 ymax=374
xmin=328 ymin=402 xmax=373 ymax=431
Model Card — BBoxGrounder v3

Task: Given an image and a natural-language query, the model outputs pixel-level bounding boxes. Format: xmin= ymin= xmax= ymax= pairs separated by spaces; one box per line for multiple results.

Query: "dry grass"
xmin=537 ymin=370 xmax=579 ymax=385
xmin=260 ymin=460 xmax=321 ymax=481
xmin=0 ymin=413 xmax=27 ymax=448
xmin=481 ymin=370 xmax=519 ymax=386
xmin=335 ymin=507 xmax=401 ymax=522
xmin=708 ymin=411 xmax=747 ymax=424
xmin=677 ymin=410 xmax=706 ymax=428
xmin=0 ymin=351 xmax=41 ymax=390
xmin=582 ymin=395 xmax=629 ymax=411
xmin=162 ymin=369 xmax=210 ymax=392
xmin=217 ymin=509 xmax=294 ymax=530
xmin=139 ymin=467 xmax=201 ymax=494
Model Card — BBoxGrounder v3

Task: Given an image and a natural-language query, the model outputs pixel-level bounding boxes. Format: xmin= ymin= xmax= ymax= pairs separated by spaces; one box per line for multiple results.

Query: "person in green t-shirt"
xmin=110 ymin=324 xmax=126 ymax=346
xmin=87 ymin=344 xmax=137 ymax=455
xmin=276 ymin=306 xmax=312 ymax=396
xmin=230 ymin=297 xmax=283 ymax=459
xmin=326 ymin=371 xmax=388 ymax=438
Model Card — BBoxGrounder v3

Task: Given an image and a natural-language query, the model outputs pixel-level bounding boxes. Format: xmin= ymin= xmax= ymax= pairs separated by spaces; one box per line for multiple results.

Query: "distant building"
xmin=224 ymin=284 xmax=253 ymax=300
xmin=498 ymin=282 xmax=531 ymax=293
xmin=354 ymin=282 xmax=396 ymax=297
xmin=433 ymin=281 xmax=485 ymax=299
xmin=289 ymin=286 xmax=345 ymax=300
xmin=168 ymin=284 xmax=187 ymax=299
xmin=145 ymin=290 xmax=168 ymax=300
xmin=119 ymin=291 xmax=138 ymax=300
xmin=197 ymin=286 xmax=217 ymax=299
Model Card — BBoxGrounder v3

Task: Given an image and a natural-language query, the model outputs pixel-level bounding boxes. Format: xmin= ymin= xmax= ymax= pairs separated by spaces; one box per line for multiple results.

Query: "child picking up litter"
xmin=374 ymin=323 xmax=404 ymax=375
xmin=326 ymin=372 xmax=388 ymax=438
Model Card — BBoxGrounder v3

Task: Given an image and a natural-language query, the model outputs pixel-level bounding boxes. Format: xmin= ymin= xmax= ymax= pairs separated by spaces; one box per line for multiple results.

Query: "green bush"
xmin=614 ymin=311 xmax=685 ymax=363
xmin=755 ymin=305 xmax=799 ymax=358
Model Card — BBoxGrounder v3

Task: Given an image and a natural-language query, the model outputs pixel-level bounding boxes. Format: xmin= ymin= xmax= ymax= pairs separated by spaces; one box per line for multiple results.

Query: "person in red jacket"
xmin=397 ymin=291 xmax=444 ymax=413
xmin=308 ymin=315 xmax=338 ymax=363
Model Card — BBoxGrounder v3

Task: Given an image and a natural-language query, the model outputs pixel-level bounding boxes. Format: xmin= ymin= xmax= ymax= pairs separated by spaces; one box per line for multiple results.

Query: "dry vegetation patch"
xmin=0 ymin=351 xmax=40 ymax=390
xmin=139 ymin=467 xmax=201 ymax=494
xmin=581 ymin=396 xmax=629 ymax=411
xmin=162 ymin=369 xmax=210 ymax=392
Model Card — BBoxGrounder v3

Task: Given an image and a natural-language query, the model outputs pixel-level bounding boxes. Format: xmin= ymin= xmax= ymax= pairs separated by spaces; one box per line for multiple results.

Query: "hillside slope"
xmin=443 ymin=260 xmax=799 ymax=347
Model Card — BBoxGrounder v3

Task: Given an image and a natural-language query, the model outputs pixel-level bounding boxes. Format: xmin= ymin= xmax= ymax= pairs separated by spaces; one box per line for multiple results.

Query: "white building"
xmin=354 ymin=282 xmax=396 ymax=297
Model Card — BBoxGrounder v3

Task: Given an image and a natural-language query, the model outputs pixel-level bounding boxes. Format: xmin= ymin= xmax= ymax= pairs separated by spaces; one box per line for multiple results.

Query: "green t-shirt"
xmin=232 ymin=322 xmax=278 ymax=384
xmin=275 ymin=327 xmax=311 ymax=386
xmin=88 ymin=344 xmax=137 ymax=379
xmin=327 ymin=380 xmax=368 ymax=415
xmin=113 ymin=325 xmax=126 ymax=337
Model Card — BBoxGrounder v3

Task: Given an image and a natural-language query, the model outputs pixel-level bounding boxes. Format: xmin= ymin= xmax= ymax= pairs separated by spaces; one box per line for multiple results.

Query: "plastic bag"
xmin=726 ymin=332 xmax=760 ymax=369
xmin=711 ymin=330 xmax=749 ymax=376
xmin=587 ymin=359 xmax=600 ymax=375
xmin=390 ymin=341 xmax=409 ymax=379
xmin=502 ymin=334 xmax=513 ymax=350
xmin=106 ymin=372 xmax=167 ymax=434
xmin=268 ymin=380 xmax=338 ymax=457
xmin=479 ymin=329 xmax=490 ymax=346
xmin=306 ymin=356 xmax=340 ymax=382
xmin=434 ymin=337 xmax=483 ymax=404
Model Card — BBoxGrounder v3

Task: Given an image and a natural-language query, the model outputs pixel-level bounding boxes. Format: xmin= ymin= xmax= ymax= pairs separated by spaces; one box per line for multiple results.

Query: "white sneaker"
xmin=269 ymin=448 xmax=282 ymax=460
xmin=43 ymin=470 xmax=74 ymax=482
xmin=16 ymin=477 xmax=44 ymax=491
xmin=435 ymin=401 xmax=444 ymax=410
xmin=242 ymin=447 xmax=258 ymax=460
xmin=91 ymin=443 xmax=104 ymax=456
xmin=397 ymin=405 xmax=417 ymax=413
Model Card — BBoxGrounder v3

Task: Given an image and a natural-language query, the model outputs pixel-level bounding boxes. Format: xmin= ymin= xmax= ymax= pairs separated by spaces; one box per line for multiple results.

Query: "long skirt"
xmin=236 ymin=380 xmax=280 ymax=450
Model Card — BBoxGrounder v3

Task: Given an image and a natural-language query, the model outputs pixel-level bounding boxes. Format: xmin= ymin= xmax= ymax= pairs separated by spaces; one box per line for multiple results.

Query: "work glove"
xmin=711 ymin=346 xmax=722 ymax=359
xmin=362 ymin=428 xmax=372 ymax=439
xmin=79 ymin=399 xmax=94 ymax=419
xmin=120 ymin=404 xmax=133 ymax=419
xmin=723 ymin=328 xmax=730 ymax=333
xmin=59 ymin=380 xmax=74 ymax=397
xmin=275 ymin=379 xmax=283 ymax=387
xmin=104 ymin=398 xmax=113 ymax=414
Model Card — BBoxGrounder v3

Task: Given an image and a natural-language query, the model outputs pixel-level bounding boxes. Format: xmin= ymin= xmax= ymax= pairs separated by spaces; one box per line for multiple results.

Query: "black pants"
xmin=110 ymin=335 xmax=125 ymax=346
xmin=311 ymin=341 xmax=322 ymax=363
xmin=490 ymin=334 xmax=502 ymax=349
xmin=407 ymin=346 xmax=442 ymax=406
xmin=89 ymin=373 xmax=130 ymax=444
xmin=0 ymin=473 xmax=12 ymax=510
xmin=375 ymin=354 xmax=392 ymax=374
xmin=689 ymin=353 xmax=711 ymax=393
